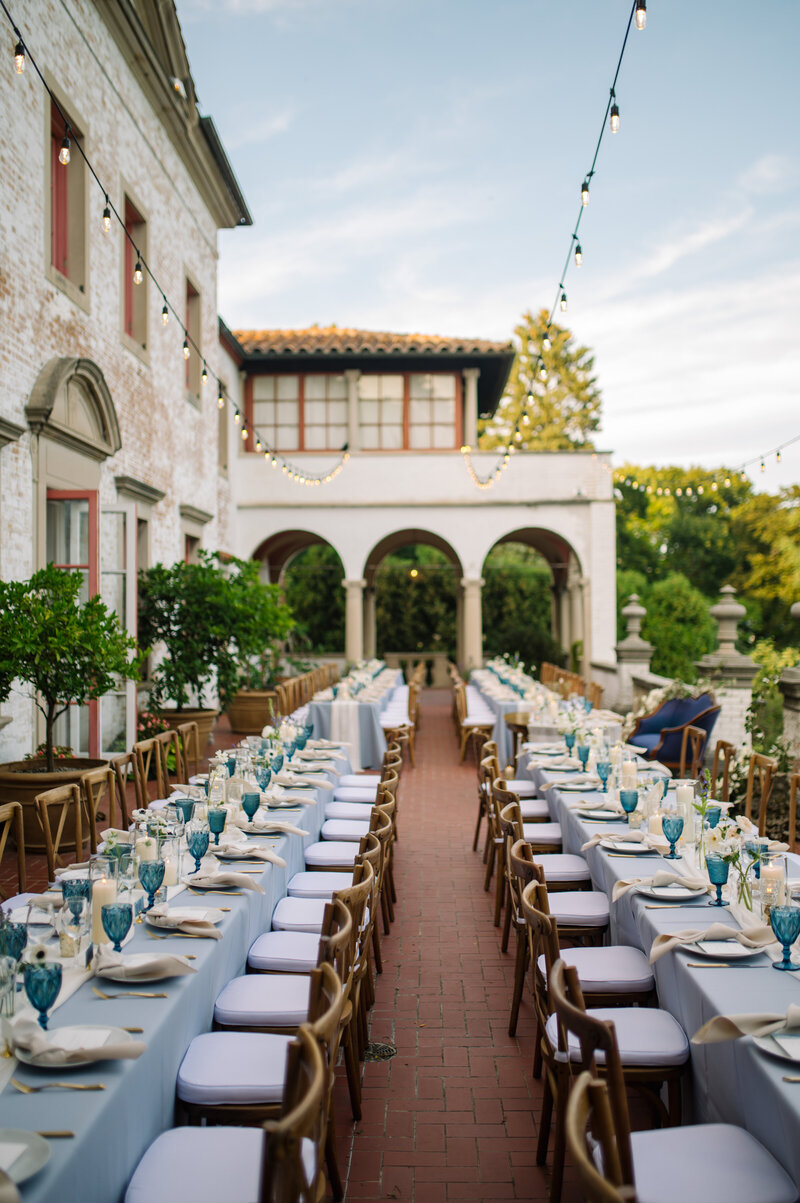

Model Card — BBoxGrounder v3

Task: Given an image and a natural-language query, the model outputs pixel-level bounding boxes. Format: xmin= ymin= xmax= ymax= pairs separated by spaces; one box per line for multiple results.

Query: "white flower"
xmin=25 ymin=944 xmax=49 ymax=965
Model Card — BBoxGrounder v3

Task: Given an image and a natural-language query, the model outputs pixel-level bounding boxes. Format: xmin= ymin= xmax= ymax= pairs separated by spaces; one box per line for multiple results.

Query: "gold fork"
xmin=11 ymin=1077 xmax=105 ymax=1093
xmin=91 ymin=986 xmax=168 ymax=1000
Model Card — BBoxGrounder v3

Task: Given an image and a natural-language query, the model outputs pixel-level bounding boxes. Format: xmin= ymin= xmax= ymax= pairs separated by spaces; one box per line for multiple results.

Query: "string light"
xmin=182 ymin=337 xmax=190 ymax=360
xmin=560 ymin=291 xmax=568 ymax=312
xmin=201 ymin=363 xmax=208 ymax=385
xmin=133 ymin=256 xmax=143 ymax=285
xmin=13 ymin=38 xmax=23 ymax=72
xmin=539 ymin=361 xmax=548 ymax=381
xmin=217 ymin=388 xmax=225 ymax=409
xmin=635 ymin=0 xmax=646 ymax=30
xmin=542 ymin=330 xmax=552 ymax=351
xmin=580 ymin=178 xmax=590 ymax=206
xmin=102 ymin=196 xmax=111 ymax=233
xmin=58 ymin=127 xmax=70 ymax=165
xmin=161 ymin=300 xmax=169 ymax=326
xmin=574 ymin=242 xmax=583 ymax=266
xmin=610 ymin=98 xmax=620 ymax=133
xmin=241 ymin=426 xmax=248 ymax=441
xmin=461 ymin=445 xmax=513 ymax=490
xmin=234 ymin=411 xmax=240 ymax=425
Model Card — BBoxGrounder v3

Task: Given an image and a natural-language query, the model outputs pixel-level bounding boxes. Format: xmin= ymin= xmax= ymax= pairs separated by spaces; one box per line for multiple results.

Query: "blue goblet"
xmin=577 ymin=745 xmax=590 ymax=770
xmin=173 ymin=797 xmax=195 ymax=825
xmin=23 ymin=962 xmax=62 ymax=1030
xmin=295 ymin=733 xmax=308 ymax=752
xmin=303 ymin=724 xmax=314 ymax=741
xmin=596 ymin=760 xmax=612 ymax=793
xmin=283 ymin=740 xmax=296 ymax=761
xmin=101 ymin=902 xmax=133 ymax=953
xmin=207 ymin=806 xmax=227 ymax=846
xmin=770 ymin=906 xmax=800 ymax=971
xmin=226 ymin=756 xmax=237 ymax=777
xmin=564 ymin=731 xmax=576 ymax=754
xmin=271 ymin=753 xmax=284 ymax=775
xmin=661 ymin=814 xmax=684 ymax=860
xmin=706 ymin=854 xmax=730 ymax=906
xmin=255 ymin=764 xmax=271 ymax=792
xmin=706 ymin=805 xmax=721 ymax=829
xmin=186 ymin=827 xmax=210 ymax=874
xmin=619 ymin=789 xmax=639 ymax=823
xmin=241 ymin=792 xmax=260 ymax=822
xmin=0 ymin=921 xmax=27 ymax=964
xmin=583 ymin=698 xmax=594 ymax=714
xmin=138 ymin=859 xmax=166 ymax=912
xmin=62 ymin=878 xmax=92 ymax=908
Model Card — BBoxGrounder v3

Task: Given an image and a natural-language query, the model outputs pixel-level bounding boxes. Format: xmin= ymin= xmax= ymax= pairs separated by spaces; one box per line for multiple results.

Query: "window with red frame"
xmin=123 ymin=197 xmax=147 ymax=348
xmin=49 ymin=100 xmax=86 ymax=291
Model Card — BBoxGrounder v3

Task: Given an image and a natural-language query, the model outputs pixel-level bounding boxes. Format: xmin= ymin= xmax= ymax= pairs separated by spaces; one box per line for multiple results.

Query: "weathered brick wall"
xmin=0 ymin=0 xmax=233 ymax=759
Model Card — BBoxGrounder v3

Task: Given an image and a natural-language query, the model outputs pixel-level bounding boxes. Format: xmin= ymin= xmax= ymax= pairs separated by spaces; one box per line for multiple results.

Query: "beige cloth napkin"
xmin=568 ymin=795 xmax=622 ymax=813
xmin=581 ymin=829 xmax=667 ymax=853
xmin=213 ymin=839 xmax=287 ymax=866
xmin=146 ymin=904 xmax=223 ymax=938
xmin=289 ymin=759 xmax=339 ymax=775
xmin=612 ymin=869 xmax=709 ymax=902
xmin=3 ymin=1017 xmax=146 ymax=1065
xmin=93 ymin=945 xmax=195 ymax=981
xmin=277 ymin=772 xmax=332 ymax=791
xmin=307 ymin=738 xmax=349 ymax=750
xmin=230 ymin=815 xmax=307 ymax=837
xmin=298 ymin=749 xmax=346 ymax=762
xmin=541 ymin=774 xmax=600 ymax=791
xmin=186 ymin=871 xmax=266 ymax=893
xmin=528 ymin=756 xmax=580 ymax=771
xmin=693 ymin=1003 xmax=800 ymax=1044
xmin=649 ymin=922 xmax=777 ymax=963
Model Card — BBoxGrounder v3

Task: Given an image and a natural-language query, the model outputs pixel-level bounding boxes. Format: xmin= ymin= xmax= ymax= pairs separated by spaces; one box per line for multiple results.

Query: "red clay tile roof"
xmin=233 ymin=326 xmax=512 ymax=356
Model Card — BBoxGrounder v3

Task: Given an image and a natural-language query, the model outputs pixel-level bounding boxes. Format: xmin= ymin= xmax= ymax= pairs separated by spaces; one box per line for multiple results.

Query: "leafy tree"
xmin=281 ymin=545 xmax=345 ymax=653
xmin=482 ymin=543 xmax=565 ymax=670
xmin=479 ymin=309 xmax=601 ymax=451
xmin=0 ymin=565 xmax=140 ymax=770
xmin=641 ymin=572 xmax=716 ymax=681
xmin=375 ymin=546 xmax=457 ymax=657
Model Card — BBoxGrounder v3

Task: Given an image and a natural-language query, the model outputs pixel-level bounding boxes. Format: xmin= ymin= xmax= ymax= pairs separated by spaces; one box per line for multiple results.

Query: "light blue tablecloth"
xmin=518 ymin=754 xmax=800 ymax=1191
xmin=307 ymin=673 xmax=402 ymax=770
xmin=0 ymin=773 xmax=333 ymax=1203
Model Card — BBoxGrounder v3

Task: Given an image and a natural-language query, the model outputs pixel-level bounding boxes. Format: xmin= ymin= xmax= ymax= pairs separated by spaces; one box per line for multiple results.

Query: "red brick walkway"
xmin=334 ymin=688 xmax=581 ymax=1202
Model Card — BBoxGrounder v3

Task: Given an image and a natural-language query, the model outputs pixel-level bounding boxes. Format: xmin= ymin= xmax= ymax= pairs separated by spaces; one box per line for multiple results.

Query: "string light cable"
xmin=460 ymin=0 xmax=645 ymax=490
xmin=1 ymin=1 xmax=347 ymax=488
xmin=609 ymin=430 xmax=800 ymax=496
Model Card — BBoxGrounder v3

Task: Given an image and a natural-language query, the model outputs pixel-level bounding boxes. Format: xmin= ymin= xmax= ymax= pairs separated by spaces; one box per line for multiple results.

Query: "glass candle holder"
xmin=770 ymin=905 xmax=800 ymax=971
xmin=661 ymin=814 xmax=684 ymax=860
xmin=23 ymin=961 xmax=62 ymax=1029
xmin=101 ymin=902 xmax=133 ymax=953
xmin=706 ymin=854 xmax=730 ymax=906
xmin=760 ymin=852 xmax=786 ymax=922
xmin=0 ymin=955 xmax=16 ymax=1018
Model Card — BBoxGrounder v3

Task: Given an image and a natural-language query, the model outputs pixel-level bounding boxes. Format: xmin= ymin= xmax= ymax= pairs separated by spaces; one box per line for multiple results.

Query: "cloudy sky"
xmin=177 ymin=0 xmax=800 ymax=491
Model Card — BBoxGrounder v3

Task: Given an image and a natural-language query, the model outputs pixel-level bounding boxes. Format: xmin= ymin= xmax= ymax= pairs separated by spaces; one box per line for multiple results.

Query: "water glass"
xmin=564 ymin=731 xmax=576 ymax=754
xmin=226 ymin=756 xmax=237 ymax=778
xmin=241 ymin=792 xmax=260 ymax=821
xmin=173 ymin=797 xmax=195 ymax=825
xmin=770 ymin=905 xmax=800 ymax=971
xmin=596 ymin=760 xmax=612 ymax=792
xmin=577 ymin=745 xmax=590 ymax=769
xmin=706 ymin=805 xmax=721 ymax=829
xmin=706 ymin=854 xmax=730 ymax=906
xmin=255 ymin=764 xmax=271 ymax=792
xmin=0 ymin=920 xmax=28 ymax=964
xmin=271 ymin=753 xmax=284 ymax=775
xmin=58 ymin=899 xmax=89 ymax=964
xmin=186 ymin=823 xmax=210 ymax=874
xmin=661 ymin=814 xmax=684 ymax=860
xmin=295 ymin=733 xmax=308 ymax=752
xmin=101 ymin=902 xmax=133 ymax=953
xmin=138 ymin=859 xmax=166 ymax=911
xmin=207 ymin=806 xmax=227 ymax=845
xmin=619 ymin=789 xmax=639 ymax=823
xmin=0 ymin=956 xmax=16 ymax=1018
xmin=23 ymin=962 xmax=62 ymax=1030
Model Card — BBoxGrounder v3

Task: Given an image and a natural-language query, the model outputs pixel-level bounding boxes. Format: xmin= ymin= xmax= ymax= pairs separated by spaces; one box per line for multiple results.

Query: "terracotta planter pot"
xmin=156 ymin=708 xmax=219 ymax=753
xmin=0 ymin=758 xmax=108 ymax=853
xmin=225 ymin=690 xmax=279 ymax=735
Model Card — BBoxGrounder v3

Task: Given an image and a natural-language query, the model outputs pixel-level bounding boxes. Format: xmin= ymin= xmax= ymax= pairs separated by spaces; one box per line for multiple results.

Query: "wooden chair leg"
xmin=537 ymin=1073 xmax=553 ymax=1164
xmin=387 ymin=860 xmax=397 ymax=907
xmin=667 ymin=1075 xmax=682 ymax=1126
xmin=483 ymin=840 xmax=495 ymax=891
xmin=532 ymin=1020 xmax=543 ymax=1080
xmin=343 ymin=1023 xmax=362 ymax=1120
xmin=501 ymin=892 xmax=512 ymax=953
xmin=407 ymin=729 xmax=416 ymax=767
xmin=508 ymin=930 xmax=528 ymax=1037
xmin=549 ymin=1081 xmax=567 ymax=1203
xmin=371 ymin=922 xmax=383 ymax=975
xmin=472 ymin=799 xmax=484 ymax=852
xmin=493 ymin=862 xmax=505 ymax=928
xmin=381 ymin=888 xmax=391 ymax=936
xmin=326 ymin=1107 xmax=344 ymax=1200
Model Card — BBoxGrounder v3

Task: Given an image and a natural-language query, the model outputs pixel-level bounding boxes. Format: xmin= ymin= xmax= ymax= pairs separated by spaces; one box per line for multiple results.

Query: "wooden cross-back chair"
xmin=35 ymin=783 xmax=97 ymax=881
xmin=473 ymin=741 xmax=497 ymax=854
xmin=259 ymin=1025 xmax=328 ymax=1203
xmin=0 ymin=802 xmax=26 ymax=900
xmin=678 ymin=724 xmax=706 ymax=778
xmin=110 ymin=752 xmax=139 ymax=826
xmin=155 ymin=729 xmax=184 ymax=793
xmin=176 ymin=720 xmax=201 ymax=781
xmin=80 ymin=765 xmax=118 ymax=836
xmin=710 ymin=739 xmax=736 ymax=803
xmin=585 ymin=681 xmax=604 ymax=708
xmin=132 ymin=737 xmax=169 ymax=806
xmin=745 ymin=751 xmax=778 ymax=836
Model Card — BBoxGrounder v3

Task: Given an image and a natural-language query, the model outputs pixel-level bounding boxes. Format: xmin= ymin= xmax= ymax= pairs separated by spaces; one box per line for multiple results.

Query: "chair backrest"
xmin=0 ymin=802 xmax=25 ymax=899
xmin=565 ymin=1072 xmax=632 ymax=1203
xmin=110 ymin=752 xmax=139 ymax=826
xmin=259 ymin=1025 xmax=327 ymax=1203
xmin=306 ymin=961 xmax=345 ymax=1064
xmin=80 ymin=766 xmax=116 ymax=834
xmin=746 ymin=752 xmax=778 ymax=836
xmin=586 ymin=681 xmax=604 ymax=708
xmin=176 ymin=720 xmax=201 ymax=780
xmin=133 ymin=737 xmax=167 ymax=804
xmin=711 ymin=739 xmax=736 ymax=803
xmin=679 ymin=725 xmax=705 ymax=778
xmin=35 ymin=783 xmax=94 ymax=880
xmin=156 ymin=729 xmax=183 ymax=791
xmin=315 ymin=898 xmax=354 ymax=983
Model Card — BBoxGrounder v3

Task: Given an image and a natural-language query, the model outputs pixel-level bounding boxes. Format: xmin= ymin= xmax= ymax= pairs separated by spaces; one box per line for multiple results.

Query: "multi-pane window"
xmin=252 ymin=376 xmax=300 ymax=451
xmin=50 ymin=99 xmax=86 ymax=292
xmin=408 ymin=374 xmax=457 ymax=449
xmin=358 ymin=374 xmax=404 ymax=450
xmin=123 ymin=198 xmax=147 ymax=349
xmin=304 ymin=375 xmax=347 ymax=449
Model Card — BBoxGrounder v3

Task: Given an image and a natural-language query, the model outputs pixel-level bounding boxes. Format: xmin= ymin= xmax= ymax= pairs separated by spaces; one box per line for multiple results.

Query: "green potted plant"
xmin=224 ymin=559 xmax=294 ymax=734
xmin=0 ymin=565 xmax=140 ymax=847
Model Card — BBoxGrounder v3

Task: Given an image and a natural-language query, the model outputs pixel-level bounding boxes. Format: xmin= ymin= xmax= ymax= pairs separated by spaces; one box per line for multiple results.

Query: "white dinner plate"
xmin=146 ymin=907 xmax=224 ymax=926
xmin=576 ymin=808 xmax=626 ymax=822
xmin=639 ymin=883 xmax=710 ymax=900
xmin=15 ymin=1025 xmax=133 ymax=1069
xmin=600 ymin=838 xmax=659 ymax=856
xmin=0 ymin=1129 xmax=50 ymax=1183
xmin=265 ymin=800 xmax=304 ymax=810
xmin=690 ymin=939 xmax=765 ymax=960
xmin=753 ymin=1032 xmax=800 ymax=1064
xmin=555 ymin=781 xmax=594 ymax=792
xmin=9 ymin=906 xmax=54 ymax=929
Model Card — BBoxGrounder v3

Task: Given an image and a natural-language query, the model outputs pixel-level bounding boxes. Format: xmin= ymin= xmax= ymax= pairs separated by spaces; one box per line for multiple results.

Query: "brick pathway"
xmin=334 ymin=687 xmax=582 ymax=1202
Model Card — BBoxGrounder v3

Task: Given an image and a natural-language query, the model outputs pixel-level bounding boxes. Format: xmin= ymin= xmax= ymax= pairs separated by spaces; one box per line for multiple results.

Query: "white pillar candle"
xmin=91 ymin=877 xmax=117 ymax=945
xmin=163 ymin=856 xmax=178 ymax=887
xmin=135 ymin=837 xmax=156 ymax=863
xmin=648 ymin=811 xmax=662 ymax=837
xmin=675 ymin=784 xmax=694 ymax=809
xmin=621 ymin=762 xmax=637 ymax=790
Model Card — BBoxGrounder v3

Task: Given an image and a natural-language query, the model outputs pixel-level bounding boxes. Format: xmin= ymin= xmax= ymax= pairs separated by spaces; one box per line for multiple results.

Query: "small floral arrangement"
xmin=24 ymin=943 xmax=49 ymax=966
xmin=136 ymin=710 xmax=169 ymax=741
xmin=23 ymin=742 xmax=73 ymax=762
xmin=705 ymin=812 xmax=760 ymax=909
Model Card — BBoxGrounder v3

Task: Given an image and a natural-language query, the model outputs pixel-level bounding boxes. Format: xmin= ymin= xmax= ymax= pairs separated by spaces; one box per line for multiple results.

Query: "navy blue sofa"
xmin=630 ymin=692 xmax=719 ymax=772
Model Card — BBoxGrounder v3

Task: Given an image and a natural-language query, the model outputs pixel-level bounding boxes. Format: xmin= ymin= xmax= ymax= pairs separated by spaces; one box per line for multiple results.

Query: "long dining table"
xmin=518 ymin=750 xmax=800 ymax=1191
xmin=0 ymin=756 xmax=346 ymax=1203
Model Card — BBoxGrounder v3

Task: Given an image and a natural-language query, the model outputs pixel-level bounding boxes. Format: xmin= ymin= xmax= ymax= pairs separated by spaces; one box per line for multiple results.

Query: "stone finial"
xmin=696 ymin=584 xmax=756 ymax=684
xmin=616 ymin=595 xmax=653 ymax=665
xmin=621 ymin=594 xmax=647 ymax=640
xmin=710 ymin=584 xmax=746 ymax=657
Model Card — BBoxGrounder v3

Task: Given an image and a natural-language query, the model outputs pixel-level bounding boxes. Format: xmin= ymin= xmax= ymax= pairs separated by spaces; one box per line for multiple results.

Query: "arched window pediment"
xmin=26 ymin=357 xmax=122 ymax=462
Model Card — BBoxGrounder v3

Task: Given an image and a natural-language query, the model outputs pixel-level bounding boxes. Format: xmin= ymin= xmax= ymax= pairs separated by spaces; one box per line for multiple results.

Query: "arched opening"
xmin=482 ymin=528 xmax=584 ymax=673
xmin=253 ymin=530 xmax=345 ymax=655
xmin=363 ymin=530 xmax=464 ymax=684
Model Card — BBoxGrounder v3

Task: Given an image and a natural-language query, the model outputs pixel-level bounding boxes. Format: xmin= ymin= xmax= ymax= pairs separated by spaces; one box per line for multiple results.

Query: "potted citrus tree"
xmin=0 ymin=565 xmax=140 ymax=847
xmin=225 ymin=561 xmax=294 ymax=734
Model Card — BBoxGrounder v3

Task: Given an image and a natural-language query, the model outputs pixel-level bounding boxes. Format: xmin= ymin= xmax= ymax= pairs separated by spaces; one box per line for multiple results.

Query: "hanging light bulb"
xmin=271 ymin=457 xmax=278 ymax=469
xmin=14 ymin=40 xmax=25 ymax=73
xmin=542 ymin=330 xmax=552 ymax=351
xmin=560 ymin=291 xmax=567 ymax=312
xmin=201 ymin=363 xmax=208 ymax=385
xmin=58 ymin=128 xmax=71 ymax=166
xmin=234 ymin=411 xmax=240 ymax=425
xmin=161 ymin=300 xmax=169 ymax=326
xmin=581 ymin=178 xmax=590 ymax=206
xmin=760 ymin=460 xmax=765 ymax=473
xmin=539 ymin=361 xmax=547 ymax=381
xmin=183 ymin=337 xmax=190 ymax=360
xmin=777 ymin=450 xmax=782 ymax=463
xmin=635 ymin=0 xmax=646 ymax=30
xmin=241 ymin=426 xmax=248 ymax=441
xmin=217 ymin=389 xmax=225 ymax=409
xmin=724 ymin=477 xmax=731 ymax=487
xmin=255 ymin=438 xmax=262 ymax=451
xmin=133 ymin=256 xmax=143 ymax=285
xmin=102 ymin=196 xmax=111 ymax=232
xmin=574 ymin=243 xmax=583 ymax=267
xmin=609 ymin=101 xmax=620 ymax=133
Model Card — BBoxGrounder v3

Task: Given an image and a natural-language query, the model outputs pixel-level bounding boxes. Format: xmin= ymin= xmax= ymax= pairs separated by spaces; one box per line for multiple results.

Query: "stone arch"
xmin=362 ymin=527 xmax=464 ymax=586
xmin=252 ymin=529 xmax=345 ymax=585
xmin=26 ymin=357 xmax=122 ymax=460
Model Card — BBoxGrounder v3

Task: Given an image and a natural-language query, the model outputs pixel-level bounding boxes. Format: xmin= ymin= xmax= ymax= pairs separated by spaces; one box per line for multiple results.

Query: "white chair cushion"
xmin=332 ymin=786 xmax=378 ymax=802
xmin=126 ymin=1127 xmax=263 ymax=1203
xmin=271 ymin=897 xmax=327 ymax=934
xmin=630 ymin=1124 xmax=798 ymax=1203
xmin=325 ymin=801 xmax=374 ymax=821
xmin=544 ymin=1007 xmax=688 ymax=1067
xmin=305 ymin=841 xmax=359 ymax=868
xmin=462 ymin=717 xmax=494 ymax=727
xmin=339 ymin=774 xmax=381 ymax=787
xmin=522 ymin=821 xmax=562 ymax=846
xmin=505 ymin=779 xmax=538 ymax=798
xmin=535 ymin=854 xmax=592 ymax=883
xmin=518 ymin=798 xmax=551 ymax=820
xmin=247 ymin=930 xmax=321 ymax=972
xmin=214 ymin=974 xmax=311 ymax=1027
xmin=288 ymin=871 xmax=353 ymax=899
xmin=177 ymin=1031 xmax=291 ymax=1104
xmin=321 ymin=818 xmax=370 ymax=842
xmin=537 ymin=945 xmax=654 ymax=993
xmin=547 ymin=890 xmax=609 ymax=927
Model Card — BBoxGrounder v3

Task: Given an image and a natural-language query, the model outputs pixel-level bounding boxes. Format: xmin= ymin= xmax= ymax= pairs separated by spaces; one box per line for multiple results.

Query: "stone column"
xmin=568 ymin=568 xmax=584 ymax=672
xmin=456 ymin=585 xmax=465 ymax=669
xmin=342 ymin=578 xmax=366 ymax=664
xmin=363 ymin=585 xmax=377 ymax=659
xmin=462 ymin=368 xmax=480 ymax=449
xmin=696 ymin=585 xmax=757 ymax=749
xmin=615 ymin=595 xmax=654 ymax=712
xmin=461 ymin=576 xmax=484 ymax=671
xmin=778 ymin=601 xmax=800 ymax=762
xmin=344 ymin=369 xmax=360 ymax=452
